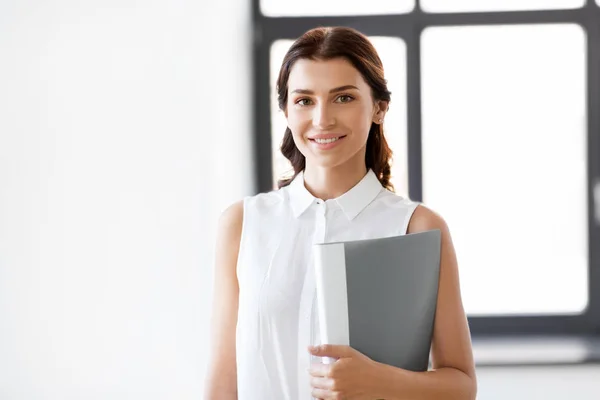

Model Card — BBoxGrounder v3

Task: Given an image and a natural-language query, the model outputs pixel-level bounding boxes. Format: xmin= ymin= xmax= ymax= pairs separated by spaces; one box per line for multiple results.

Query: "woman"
xmin=204 ymin=26 xmax=477 ymax=400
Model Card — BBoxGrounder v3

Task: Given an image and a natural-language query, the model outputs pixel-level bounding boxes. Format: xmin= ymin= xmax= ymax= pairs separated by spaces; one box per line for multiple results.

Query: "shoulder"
xmin=377 ymin=189 xmax=421 ymax=210
xmin=217 ymin=200 xmax=245 ymax=241
xmin=406 ymin=203 xmax=450 ymax=235
xmin=242 ymin=188 xmax=286 ymax=213
xmin=218 ymin=189 xmax=286 ymax=230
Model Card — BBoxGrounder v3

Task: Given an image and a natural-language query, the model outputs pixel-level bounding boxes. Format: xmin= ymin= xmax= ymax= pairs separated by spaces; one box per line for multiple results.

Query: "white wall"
xmin=0 ymin=1 xmax=252 ymax=399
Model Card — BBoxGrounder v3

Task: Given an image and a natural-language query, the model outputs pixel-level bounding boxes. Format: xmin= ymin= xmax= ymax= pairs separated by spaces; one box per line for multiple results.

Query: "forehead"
xmin=287 ymin=57 xmax=369 ymax=92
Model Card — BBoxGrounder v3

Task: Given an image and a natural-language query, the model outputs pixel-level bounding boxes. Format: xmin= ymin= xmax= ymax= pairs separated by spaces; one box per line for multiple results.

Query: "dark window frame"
xmin=251 ymin=0 xmax=600 ymax=338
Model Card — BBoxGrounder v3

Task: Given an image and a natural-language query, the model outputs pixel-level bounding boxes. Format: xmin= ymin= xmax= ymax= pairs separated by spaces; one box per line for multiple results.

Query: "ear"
xmin=372 ymin=100 xmax=389 ymax=125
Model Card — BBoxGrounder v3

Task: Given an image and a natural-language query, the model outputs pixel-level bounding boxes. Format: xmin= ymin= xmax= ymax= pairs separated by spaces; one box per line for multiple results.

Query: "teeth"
xmin=314 ymin=137 xmax=341 ymax=144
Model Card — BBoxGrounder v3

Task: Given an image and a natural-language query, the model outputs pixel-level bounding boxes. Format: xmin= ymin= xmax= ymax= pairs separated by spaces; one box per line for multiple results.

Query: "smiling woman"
xmin=282 ymin=58 xmax=386 ymax=178
xmin=203 ymin=26 xmax=477 ymax=400
xmin=269 ymin=36 xmax=410 ymax=195
xmin=275 ymin=30 xmax=394 ymax=194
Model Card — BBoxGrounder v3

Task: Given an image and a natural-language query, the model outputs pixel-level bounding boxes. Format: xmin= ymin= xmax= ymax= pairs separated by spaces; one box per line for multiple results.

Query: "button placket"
xmin=297 ymin=201 xmax=328 ymax=400
xmin=316 ymin=200 xmax=327 ymax=241
xmin=311 ymin=201 xmax=327 ymax=358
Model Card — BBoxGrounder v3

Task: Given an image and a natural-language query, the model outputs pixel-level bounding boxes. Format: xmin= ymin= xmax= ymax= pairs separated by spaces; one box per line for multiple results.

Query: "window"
xmin=421 ymin=24 xmax=587 ymax=316
xmin=260 ymin=0 xmax=414 ymax=17
xmin=421 ymin=0 xmax=585 ymax=13
xmin=254 ymin=0 xmax=600 ymax=336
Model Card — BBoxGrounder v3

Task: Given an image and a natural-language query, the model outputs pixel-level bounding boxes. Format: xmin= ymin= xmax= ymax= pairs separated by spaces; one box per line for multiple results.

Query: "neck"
xmin=302 ymin=162 xmax=368 ymax=200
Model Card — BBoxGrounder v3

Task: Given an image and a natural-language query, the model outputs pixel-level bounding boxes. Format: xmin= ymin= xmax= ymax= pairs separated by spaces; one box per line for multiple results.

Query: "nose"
xmin=312 ymin=103 xmax=335 ymax=130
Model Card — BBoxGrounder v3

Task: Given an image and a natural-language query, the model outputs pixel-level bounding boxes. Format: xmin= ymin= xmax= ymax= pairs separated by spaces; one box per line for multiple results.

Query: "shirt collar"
xmin=287 ymin=169 xmax=383 ymax=220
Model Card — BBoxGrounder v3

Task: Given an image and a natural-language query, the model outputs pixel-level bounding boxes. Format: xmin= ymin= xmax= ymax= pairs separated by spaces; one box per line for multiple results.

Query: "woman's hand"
xmin=307 ymin=344 xmax=385 ymax=400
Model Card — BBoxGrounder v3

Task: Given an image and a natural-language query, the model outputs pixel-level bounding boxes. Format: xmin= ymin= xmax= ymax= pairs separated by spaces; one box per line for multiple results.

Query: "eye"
xmin=336 ymin=95 xmax=354 ymax=103
xmin=295 ymin=98 xmax=312 ymax=106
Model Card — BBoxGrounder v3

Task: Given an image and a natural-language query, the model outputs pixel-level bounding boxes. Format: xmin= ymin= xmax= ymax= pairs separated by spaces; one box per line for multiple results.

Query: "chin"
xmin=305 ymin=155 xmax=354 ymax=170
xmin=305 ymin=147 xmax=366 ymax=170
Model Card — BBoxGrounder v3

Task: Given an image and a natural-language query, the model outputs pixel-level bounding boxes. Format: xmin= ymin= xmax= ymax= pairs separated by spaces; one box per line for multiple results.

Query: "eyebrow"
xmin=290 ymin=85 xmax=359 ymax=95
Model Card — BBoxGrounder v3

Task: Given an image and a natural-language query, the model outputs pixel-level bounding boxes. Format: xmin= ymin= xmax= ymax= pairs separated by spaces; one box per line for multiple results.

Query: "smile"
xmin=313 ymin=137 xmax=342 ymax=144
xmin=308 ymin=135 xmax=347 ymax=149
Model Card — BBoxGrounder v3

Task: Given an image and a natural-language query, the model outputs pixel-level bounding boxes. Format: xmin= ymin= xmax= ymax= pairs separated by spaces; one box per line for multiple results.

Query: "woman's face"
xmin=285 ymin=57 xmax=385 ymax=170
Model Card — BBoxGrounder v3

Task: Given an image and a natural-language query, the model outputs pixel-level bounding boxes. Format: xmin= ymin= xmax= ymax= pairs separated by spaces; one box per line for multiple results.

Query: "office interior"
xmin=0 ymin=0 xmax=598 ymax=399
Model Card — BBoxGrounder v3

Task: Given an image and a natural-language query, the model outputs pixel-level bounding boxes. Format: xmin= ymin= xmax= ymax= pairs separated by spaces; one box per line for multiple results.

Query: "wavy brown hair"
xmin=276 ymin=26 xmax=394 ymax=191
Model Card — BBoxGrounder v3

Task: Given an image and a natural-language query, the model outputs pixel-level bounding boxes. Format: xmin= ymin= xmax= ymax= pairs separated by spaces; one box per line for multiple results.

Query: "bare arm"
xmin=378 ymin=204 xmax=477 ymax=400
xmin=203 ymin=201 xmax=243 ymax=400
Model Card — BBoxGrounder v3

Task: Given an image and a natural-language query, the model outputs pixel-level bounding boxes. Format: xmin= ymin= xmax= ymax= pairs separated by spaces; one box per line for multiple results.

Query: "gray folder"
xmin=313 ymin=229 xmax=442 ymax=372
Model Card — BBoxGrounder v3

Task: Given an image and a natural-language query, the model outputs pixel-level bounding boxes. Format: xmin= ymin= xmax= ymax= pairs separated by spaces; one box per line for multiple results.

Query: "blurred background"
xmin=0 ymin=0 xmax=599 ymax=399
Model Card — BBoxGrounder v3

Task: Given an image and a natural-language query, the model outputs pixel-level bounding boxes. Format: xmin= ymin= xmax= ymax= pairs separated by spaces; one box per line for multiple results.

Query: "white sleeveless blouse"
xmin=235 ymin=169 xmax=420 ymax=399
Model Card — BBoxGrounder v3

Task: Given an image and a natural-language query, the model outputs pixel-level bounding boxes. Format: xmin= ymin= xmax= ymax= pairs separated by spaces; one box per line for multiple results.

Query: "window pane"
xmin=372 ymin=38 xmax=409 ymax=197
xmin=269 ymin=39 xmax=295 ymax=188
xmin=421 ymin=24 xmax=587 ymax=316
xmin=421 ymin=0 xmax=584 ymax=13
xmin=261 ymin=0 xmax=414 ymax=17
xmin=269 ymin=38 xmax=409 ymax=196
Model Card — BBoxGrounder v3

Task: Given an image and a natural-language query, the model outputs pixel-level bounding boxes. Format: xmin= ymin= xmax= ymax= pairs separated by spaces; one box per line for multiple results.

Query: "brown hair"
xmin=275 ymin=26 xmax=394 ymax=191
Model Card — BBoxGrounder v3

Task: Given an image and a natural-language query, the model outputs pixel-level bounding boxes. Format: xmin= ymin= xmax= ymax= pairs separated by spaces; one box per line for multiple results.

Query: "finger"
xmin=311 ymin=387 xmax=333 ymax=400
xmin=310 ymin=376 xmax=333 ymax=390
xmin=308 ymin=362 xmax=330 ymax=377
xmin=309 ymin=344 xmax=354 ymax=358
